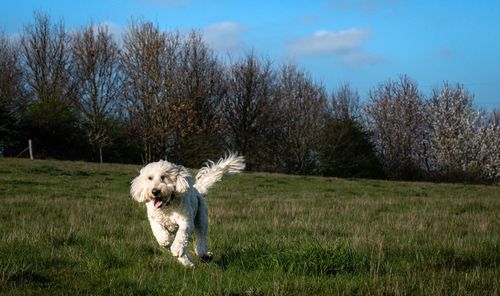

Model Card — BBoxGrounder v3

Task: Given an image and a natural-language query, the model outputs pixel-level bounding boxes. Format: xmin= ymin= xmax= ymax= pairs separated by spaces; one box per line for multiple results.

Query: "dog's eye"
xmin=160 ymin=175 xmax=166 ymax=181
xmin=148 ymin=176 xmax=152 ymax=180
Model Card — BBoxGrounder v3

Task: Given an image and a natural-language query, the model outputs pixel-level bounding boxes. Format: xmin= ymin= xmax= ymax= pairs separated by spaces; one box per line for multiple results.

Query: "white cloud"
xmin=287 ymin=28 xmax=371 ymax=56
xmin=202 ymin=22 xmax=247 ymax=55
xmin=287 ymin=28 xmax=385 ymax=66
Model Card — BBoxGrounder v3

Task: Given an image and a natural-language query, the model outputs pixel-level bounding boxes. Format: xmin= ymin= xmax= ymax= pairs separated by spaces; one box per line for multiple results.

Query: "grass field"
xmin=0 ymin=158 xmax=499 ymax=295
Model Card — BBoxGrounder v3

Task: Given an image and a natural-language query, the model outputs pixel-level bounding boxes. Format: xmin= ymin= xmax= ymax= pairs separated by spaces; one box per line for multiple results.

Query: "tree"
xmin=477 ymin=112 xmax=500 ymax=183
xmin=365 ymin=75 xmax=427 ymax=179
xmin=275 ymin=63 xmax=328 ymax=175
xmin=330 ymin=83 xmax=362 ymax=121
xmin=222 ymin=52 xmax=279 ymax=171
xmin=428 ymin=83 xmax=482 ymax=181
xmin=71 ymin=24 xmax=121 ymax=163
xmin=491 ymin=108 xmax=500 ymax=125
xmin=20 ymin=12 xmax=82 ymax=159
xmin=168 ymin=31 xmax=225 ymax=167
xmin=0 ymin=33 xmax=24 ymax=156
xmin=121 ymin=21 xmax=175 ymax=163
xmin=319 ymin=84 xmax=381 ymax=178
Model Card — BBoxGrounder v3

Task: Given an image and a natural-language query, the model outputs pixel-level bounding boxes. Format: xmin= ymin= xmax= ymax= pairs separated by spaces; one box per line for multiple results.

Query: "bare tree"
xmin=169 ymin=31 xmax=225 ymax=166
xmin=71 ymin=24 xmax=121 ymax=163
xmin=330 ymin=83 xmax=361 ymax=121
xmin=275 ymin=63 xmax=328 ymax=174
xmin=20 ymin=12 xmax=79 ymax=158
xmin=21 ymin=12 xmax=74 ymax=107
xmin=222 ymin=52 xmax=278 ymax=170
xmin=121 ymin=21 xmax=176 ymax=163
xmin=365 ymin=75 xmax=427 ymax=179
xmin=0 ymin=33 xmax=24 ymax=155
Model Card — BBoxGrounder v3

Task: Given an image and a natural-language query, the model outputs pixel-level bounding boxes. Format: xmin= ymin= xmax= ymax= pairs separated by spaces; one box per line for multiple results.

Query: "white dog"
xmin=130 ymin=153 xmax=245 ymax=267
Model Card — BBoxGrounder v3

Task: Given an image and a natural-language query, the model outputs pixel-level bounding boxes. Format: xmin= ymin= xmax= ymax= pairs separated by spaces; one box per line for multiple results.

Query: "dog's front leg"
xmin=149 ymin=219 xmax=175 ymax=248
xmin=170 ymin=219 xmax=194 ymax=267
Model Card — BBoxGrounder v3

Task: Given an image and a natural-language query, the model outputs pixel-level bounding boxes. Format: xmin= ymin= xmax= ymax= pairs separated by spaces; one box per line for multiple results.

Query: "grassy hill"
xmin=0 ymin=158 xmax=499 ymax=295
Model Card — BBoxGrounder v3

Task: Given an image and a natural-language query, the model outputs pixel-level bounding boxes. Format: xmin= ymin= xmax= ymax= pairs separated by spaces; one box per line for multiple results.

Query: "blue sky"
xmin=2 ymin=0 xmax=500 ymax=109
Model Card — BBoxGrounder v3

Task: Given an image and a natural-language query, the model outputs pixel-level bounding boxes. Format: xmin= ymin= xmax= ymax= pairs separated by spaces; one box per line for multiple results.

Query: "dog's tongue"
xmin=153 ymin=199 xmax=164 ymax=209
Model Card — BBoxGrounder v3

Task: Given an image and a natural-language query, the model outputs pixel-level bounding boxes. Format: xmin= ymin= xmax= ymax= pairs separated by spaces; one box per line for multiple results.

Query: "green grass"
xmin=0 ymin=158 xmax=499 ymax=295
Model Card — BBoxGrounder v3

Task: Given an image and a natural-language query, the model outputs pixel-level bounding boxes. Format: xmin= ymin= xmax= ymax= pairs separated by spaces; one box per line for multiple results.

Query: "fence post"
xmin=29 ymin=139 xmax=33 ymax=160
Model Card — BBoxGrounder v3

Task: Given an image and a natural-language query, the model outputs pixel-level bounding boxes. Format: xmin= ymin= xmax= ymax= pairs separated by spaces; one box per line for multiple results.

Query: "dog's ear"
xmin=174 ymin=165 xmax=192 ymax=195
xmin=130 ymin=175 xmax=147 ymax=203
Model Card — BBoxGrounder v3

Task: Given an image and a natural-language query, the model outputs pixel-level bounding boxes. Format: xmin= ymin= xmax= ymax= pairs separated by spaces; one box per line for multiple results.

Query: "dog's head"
xmin=130 ymin=160 xmax=192 ymax=208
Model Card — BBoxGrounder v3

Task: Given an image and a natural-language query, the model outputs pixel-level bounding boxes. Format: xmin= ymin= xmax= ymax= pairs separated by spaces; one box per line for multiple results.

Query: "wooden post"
xmin=29 ymin=139 xmax=34 ymax=160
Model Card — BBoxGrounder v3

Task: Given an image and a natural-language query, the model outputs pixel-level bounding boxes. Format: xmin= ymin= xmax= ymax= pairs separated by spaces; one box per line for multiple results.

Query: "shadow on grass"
xmin=430 ymin=244 xmax=500 ymax=271
xmin=6 ymin=270 xmax=51 ymax=285
xmin=215 ymin=244 xmax=372 ymax=276
xmin=28 ymin=164 xmax=110 ymax=177
xmin=1 ymin=261 xmax=51 ymax=286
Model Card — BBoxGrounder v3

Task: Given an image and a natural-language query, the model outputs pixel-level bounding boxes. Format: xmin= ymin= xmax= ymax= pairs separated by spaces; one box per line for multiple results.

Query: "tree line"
xmin=1 ymin=13 xmax=499 ymax=184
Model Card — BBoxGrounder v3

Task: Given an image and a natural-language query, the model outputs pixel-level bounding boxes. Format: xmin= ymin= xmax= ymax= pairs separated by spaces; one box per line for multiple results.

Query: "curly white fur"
xmin=130 ymin=153 xmax=245 ymax=267
xmin=195 ymin=152 xmax=246 ymax=196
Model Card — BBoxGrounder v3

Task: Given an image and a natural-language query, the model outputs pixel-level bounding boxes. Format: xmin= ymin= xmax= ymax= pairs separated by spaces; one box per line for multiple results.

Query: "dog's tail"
xmin=194 ymin=152 xmax=245 ymax=196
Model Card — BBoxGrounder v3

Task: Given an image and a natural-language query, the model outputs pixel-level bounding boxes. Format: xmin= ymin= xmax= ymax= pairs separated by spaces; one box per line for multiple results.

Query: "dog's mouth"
xmin=153 ymin=198 xmax=164 ymax=209
xmin=152 ymin=193 xmax=175 ymax=209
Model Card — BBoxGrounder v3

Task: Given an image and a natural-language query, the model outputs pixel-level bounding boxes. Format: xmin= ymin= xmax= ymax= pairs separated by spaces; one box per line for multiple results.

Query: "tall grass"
xmin=0 ymin=158 xmax=499 ymax=295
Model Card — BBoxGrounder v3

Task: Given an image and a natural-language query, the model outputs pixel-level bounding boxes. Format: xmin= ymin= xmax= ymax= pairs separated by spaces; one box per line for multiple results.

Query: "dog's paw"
xmin=199 ymin=252 xmax=214 ymax=263
xmin=177 ymin=255 xmax=195 ymax=268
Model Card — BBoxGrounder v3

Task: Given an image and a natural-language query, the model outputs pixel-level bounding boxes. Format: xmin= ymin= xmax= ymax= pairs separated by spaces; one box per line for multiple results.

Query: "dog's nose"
xmin=152 ymin=188 xmax=161 ymax=197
